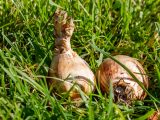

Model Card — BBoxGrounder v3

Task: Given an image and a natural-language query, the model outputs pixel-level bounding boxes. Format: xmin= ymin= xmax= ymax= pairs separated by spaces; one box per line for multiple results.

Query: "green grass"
xmin=0 ymin=0 xmax=160 ymax=119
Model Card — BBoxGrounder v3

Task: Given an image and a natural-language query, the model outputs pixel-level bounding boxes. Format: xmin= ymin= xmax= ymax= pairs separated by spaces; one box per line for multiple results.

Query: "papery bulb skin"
xmin=148 ymin=109 xmax=160 ymax=120
xmin=47 ymin=9 xmax=95 ymax=100
xmin=96 ymin=55 xmax=148 ymax=102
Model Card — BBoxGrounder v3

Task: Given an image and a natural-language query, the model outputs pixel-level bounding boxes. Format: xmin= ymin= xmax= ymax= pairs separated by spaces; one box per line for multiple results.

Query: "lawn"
xmin=0 ymin=0 xmax=160 ymax=119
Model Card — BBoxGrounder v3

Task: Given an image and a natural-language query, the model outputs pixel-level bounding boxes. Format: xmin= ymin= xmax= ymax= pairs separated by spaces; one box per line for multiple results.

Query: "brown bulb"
xmin=96 ymin=55 xmax=148 ymax=102
xmin=47 ymin=9 xmax=95 ymax=100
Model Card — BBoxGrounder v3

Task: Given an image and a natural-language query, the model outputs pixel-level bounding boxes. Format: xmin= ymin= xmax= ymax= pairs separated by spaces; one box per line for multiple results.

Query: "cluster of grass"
xmin=0 ymin=0 xmax=160 ymax=119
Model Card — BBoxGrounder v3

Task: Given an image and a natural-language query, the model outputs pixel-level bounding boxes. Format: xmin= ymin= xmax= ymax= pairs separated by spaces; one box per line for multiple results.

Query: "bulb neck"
xmin=53 ymin=9 xmax=75 ymax=54
xmin=55 ymin=37 xmax=72 ymax=54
